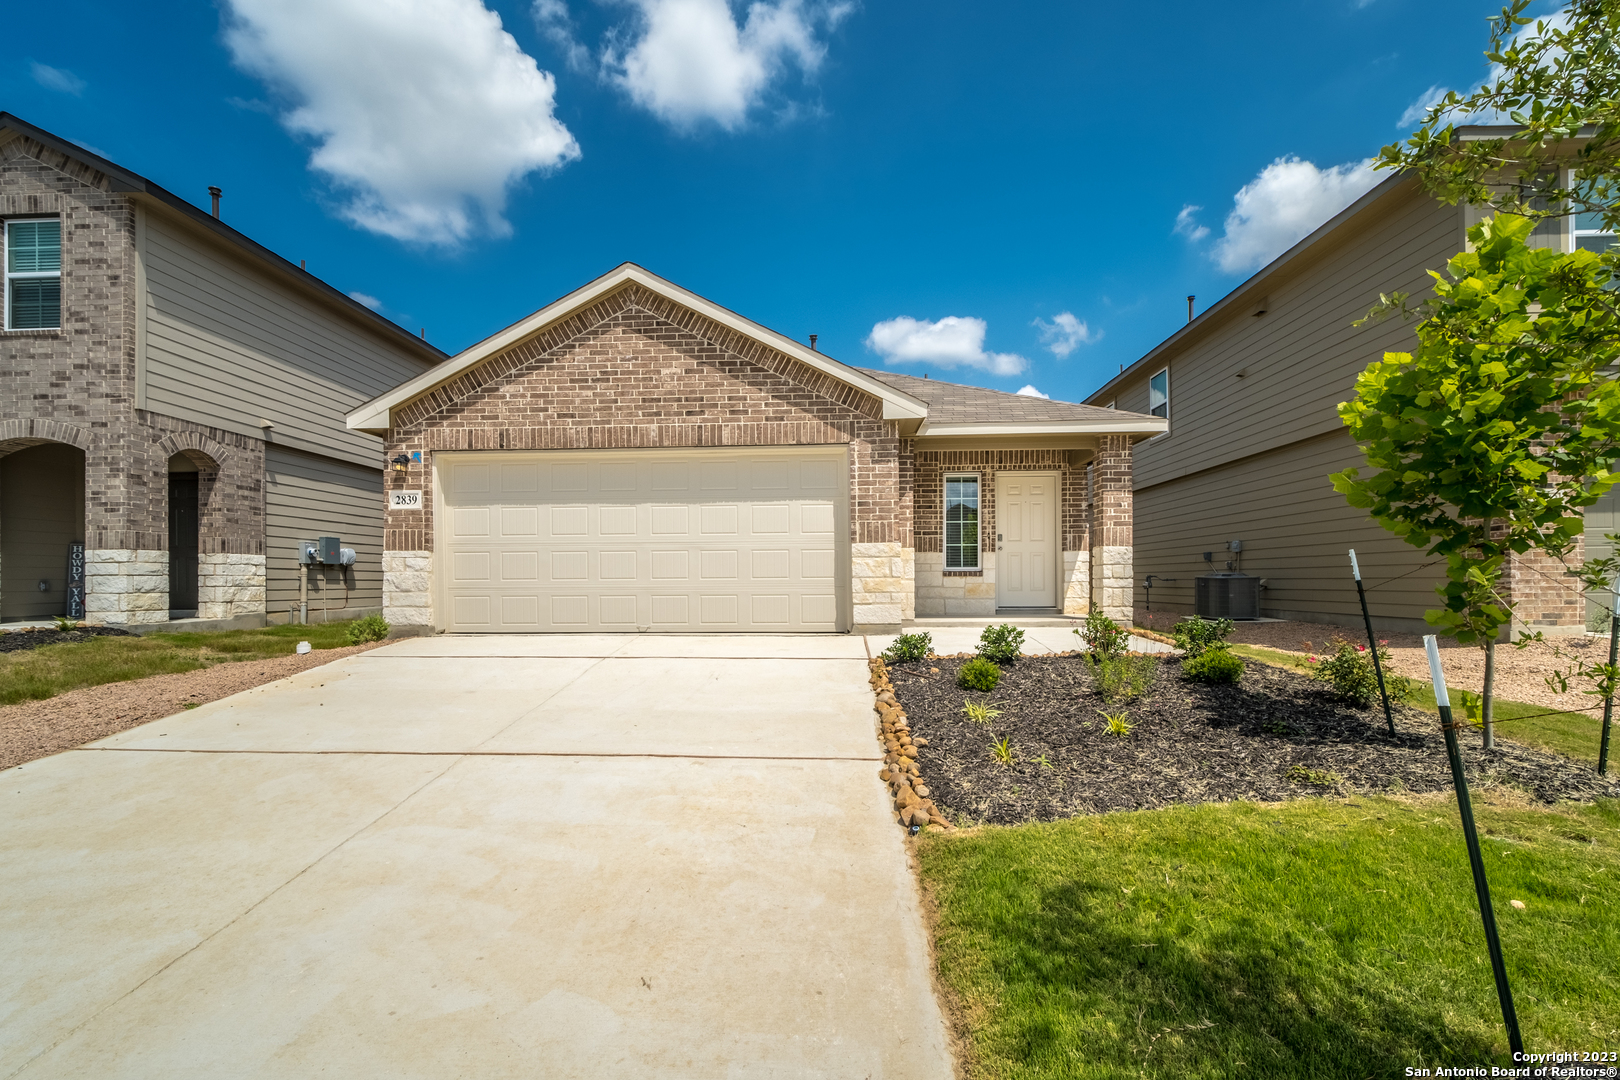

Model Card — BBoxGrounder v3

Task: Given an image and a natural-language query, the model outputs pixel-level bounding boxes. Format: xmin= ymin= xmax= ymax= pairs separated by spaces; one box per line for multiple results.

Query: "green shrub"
xmin=961 ymin=700 xmax=1003 ymax=726
xmin=1310 ymin=640 xmax=1382 ymax=706
xmin=51 ymin=615 xmax=79 ymax=632
xmin=1183 ymin=649 xmax=1244 ymax=684
xmin=977 ymin=624 xmax=1025 ymax=664
xmin=1090 ymin=653 xmax=1157 ymax=703
xmin=882 ymin=631 xmax=933 ymax=664
xmin=1098 ymin=708 xmax=1133 ymax=736
xmin=1172 ymin=615 xmax=1234 ymax=657
xmin=1076 ymin=610 xmax=1128 ymax=658
xmin=344 ymin=614 xmax=390 ymax=645
xmin=958 ymin=656 xmax=1002 ymax=691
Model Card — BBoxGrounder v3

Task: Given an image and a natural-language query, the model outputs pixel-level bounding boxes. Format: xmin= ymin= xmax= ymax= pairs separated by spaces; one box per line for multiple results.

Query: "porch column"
xmin=1089 ymin=434 xmax=1133 ymax=626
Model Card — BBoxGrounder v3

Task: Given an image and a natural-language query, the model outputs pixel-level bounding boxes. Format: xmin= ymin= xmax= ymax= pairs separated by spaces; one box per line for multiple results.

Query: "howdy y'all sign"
xmin=67 ymin=542 xmax=85 ymax=619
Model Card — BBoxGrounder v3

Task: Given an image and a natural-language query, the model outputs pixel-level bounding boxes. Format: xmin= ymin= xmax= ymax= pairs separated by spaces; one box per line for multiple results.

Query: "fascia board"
xmin=915 ymin=419 xmax=1168 ymax=437
xmin=1082 ymin=170 xmax=1415 ymax=406
xmin=347 ymin=263 xmax=930 ymax=431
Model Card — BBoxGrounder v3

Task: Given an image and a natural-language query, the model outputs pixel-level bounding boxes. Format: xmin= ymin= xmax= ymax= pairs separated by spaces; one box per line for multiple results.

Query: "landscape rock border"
xmin=870 ymin=656 xmax=954 ymax=831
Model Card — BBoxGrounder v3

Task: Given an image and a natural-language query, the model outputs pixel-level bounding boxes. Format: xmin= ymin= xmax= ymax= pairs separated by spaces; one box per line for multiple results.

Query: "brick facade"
xmin=0 ymin=137 xmax=265 ymax=623
xmin=381 ymin=284 xmax=909 ymax=629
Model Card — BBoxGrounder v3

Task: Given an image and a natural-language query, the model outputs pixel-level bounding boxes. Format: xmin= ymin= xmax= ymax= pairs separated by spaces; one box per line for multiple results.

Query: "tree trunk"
xmin=1483 ymin=637 xmax=1496 ymax=750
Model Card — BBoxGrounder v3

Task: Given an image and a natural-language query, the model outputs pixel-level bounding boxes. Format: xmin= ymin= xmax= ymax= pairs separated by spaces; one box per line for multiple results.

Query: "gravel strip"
xmin=1135 ymin=612 xmax=1607 ymax=715
xmin=0 ymin=642 xmax=389 ymax=771
xmin=888 ymin=653 xmax=1620 ymax=827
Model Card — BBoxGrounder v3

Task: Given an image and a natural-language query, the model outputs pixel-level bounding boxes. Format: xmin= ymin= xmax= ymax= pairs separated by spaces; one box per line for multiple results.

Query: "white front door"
xmin=995 ymin=472 xmax=1057 ymax=608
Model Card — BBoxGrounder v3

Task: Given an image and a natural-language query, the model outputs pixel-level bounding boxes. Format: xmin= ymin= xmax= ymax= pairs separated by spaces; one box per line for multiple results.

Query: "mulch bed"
xmin=0 ymin=625 xmax=135 ymax=654
xmin=887 ymin=653 xmax=1620 ymax=826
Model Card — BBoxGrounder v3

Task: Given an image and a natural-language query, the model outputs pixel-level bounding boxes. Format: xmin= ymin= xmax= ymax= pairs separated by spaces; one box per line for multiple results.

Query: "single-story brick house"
xmin=347 ymin=265 xmax=1164 ymax=633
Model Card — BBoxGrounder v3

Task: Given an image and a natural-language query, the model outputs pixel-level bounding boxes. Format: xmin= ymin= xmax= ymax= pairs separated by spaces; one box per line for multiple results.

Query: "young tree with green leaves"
xmin=1384 ymin=0 xmax=1620 ymax=240
xmin=1332 ymin=214 xmax=1620 ymax=747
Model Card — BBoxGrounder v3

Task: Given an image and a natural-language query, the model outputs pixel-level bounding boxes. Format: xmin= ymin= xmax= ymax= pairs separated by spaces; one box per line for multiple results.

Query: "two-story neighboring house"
xmin=0 ymin=113 xmax=445 ymax=628
xmin=1085 ymin=133 xmax=1613 ymax=635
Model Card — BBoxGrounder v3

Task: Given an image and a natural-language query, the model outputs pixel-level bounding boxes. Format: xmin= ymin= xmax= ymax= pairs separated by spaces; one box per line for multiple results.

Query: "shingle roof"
xmin=855 ymin=368 xmax=1151 ymax=425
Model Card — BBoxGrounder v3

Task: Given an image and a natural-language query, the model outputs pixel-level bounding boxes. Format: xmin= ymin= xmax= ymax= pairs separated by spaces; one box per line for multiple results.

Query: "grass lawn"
xmin=1228 ymin=643 xmax=1609 ymax=766
xmin=918 ymin=794 xmax=1620 ymax=1078
xmin=0 ymin=621 xmax=365 ymax=706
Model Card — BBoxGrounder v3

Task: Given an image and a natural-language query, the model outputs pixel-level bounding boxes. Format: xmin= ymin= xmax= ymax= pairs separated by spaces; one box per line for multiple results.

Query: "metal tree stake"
xmin=1424 ymin=635 xmax=1524 ymax=1059
xmin=1349 ymin=550 xmax=1396 ymax=736
xmin=1600 ymin=572 xmax=1618 ymax=777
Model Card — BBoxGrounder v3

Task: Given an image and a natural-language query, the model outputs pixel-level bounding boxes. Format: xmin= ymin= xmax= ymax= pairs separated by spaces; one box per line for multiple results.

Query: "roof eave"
xmin=1084 ymin=169 xmax=1417 ymax=405
xmin=0 ymin=112 xmax=447 ymax=368
xmin=346 ymin=263 xmax=930 ymax=431
xmin=915 ymin=418 xmax=1167 ymax=438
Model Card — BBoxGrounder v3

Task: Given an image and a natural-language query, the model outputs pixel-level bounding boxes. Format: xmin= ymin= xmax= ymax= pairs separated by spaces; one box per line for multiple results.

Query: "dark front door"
xmin=168 ymin=472 xmax=199 ymax=614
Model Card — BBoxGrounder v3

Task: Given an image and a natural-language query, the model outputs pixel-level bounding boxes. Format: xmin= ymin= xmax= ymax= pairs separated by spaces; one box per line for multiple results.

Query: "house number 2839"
xmin=389 ymin=490 xmax=423 ymax=509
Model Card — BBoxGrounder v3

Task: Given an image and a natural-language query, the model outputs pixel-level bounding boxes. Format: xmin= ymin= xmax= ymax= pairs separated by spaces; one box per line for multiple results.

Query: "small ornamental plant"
xmin=961 ymin=700 xmax=1003 ymax=726
xmin=989 ymin=737 xmax=1017 ymax=766
xmin=1183 ymin=649 xmax=1244 ymax=684
xmin=344 ymin=614 xmax=390 ymax=644
xmin=1172 ymin=615 xmax=1235 ymax=657
xmin=958 ymin=656 xmax=1002 ymax=692
xmin=1076 ymin=610 xmax=1128 ymax=658
xmin=1099 ymin=709 xmax=1133 ymax=737
xmin=1308 ymin=637 xmax=1395 ymax=708
xmin=882 ymin=631 xmax=933 ymax=664
xmin=977 ymin=624 xmax=1026 ymax=664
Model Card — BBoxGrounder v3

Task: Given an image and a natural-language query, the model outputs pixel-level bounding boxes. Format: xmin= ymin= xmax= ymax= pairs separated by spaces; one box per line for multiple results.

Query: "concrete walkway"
xmin=1 ymin=635 xmax=953 ymax=1079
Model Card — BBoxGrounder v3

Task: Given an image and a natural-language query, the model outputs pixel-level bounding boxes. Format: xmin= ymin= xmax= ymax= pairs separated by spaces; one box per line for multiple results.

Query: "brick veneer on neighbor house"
xmin=0 ymin=136 xmax=266 ymax=622
xmin=380 ymin=283 xmax=913 ymax=630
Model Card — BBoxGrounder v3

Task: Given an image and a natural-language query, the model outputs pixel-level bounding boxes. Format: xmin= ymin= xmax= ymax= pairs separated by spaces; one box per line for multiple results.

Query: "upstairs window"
xmin=944 ymin=473 xmax=980 ymax=570
xmin=1573 ymin=207 xmax=1617 ymax=255
xmin=5 ymin=219 xmax=62 ymax=330
xmin=1148 ymin=368 xmax=1169 ymax=419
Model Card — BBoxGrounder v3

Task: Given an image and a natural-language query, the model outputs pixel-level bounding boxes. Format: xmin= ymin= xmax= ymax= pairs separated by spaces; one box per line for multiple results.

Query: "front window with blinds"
xmin=5 ymin=219 xmax=62 ymax=330
xmin=1149 ymin=368 xmax=1169 ymax=419
xmin=944 ymin=473 xmax=980 ymax=570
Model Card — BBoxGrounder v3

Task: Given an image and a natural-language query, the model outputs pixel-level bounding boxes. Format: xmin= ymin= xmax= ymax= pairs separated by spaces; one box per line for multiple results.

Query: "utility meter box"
xmin=316 ymin=536 xmax=342 ymax=564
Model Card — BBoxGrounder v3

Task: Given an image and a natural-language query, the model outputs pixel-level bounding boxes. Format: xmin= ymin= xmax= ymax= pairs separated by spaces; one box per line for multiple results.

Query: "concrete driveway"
xmin=1 ymin=635 xmax=953 ymax=1079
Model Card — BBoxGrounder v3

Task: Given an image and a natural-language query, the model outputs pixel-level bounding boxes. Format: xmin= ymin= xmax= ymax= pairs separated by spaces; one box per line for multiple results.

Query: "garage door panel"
xmin=651 ymin=505 xmax=689 ymax=535
xmin=550 ymin=551 xmax=588 ymax=580
xmin=600 ymin=595 xmax=638 ymax=624
xmin=599 ymin=505 xmax=637 ymax=535
xmin=599 ymin=550 xmax=637 ymax=580
xmin=439 ymin=448 xmax=847 ymax=632
xmin=500 ymin=551 xmax=539 ymax=581
xmin=452 ymin=507 xmax=490 ymax=537
xmin=550 ymin=507 xmax=588 ymax=536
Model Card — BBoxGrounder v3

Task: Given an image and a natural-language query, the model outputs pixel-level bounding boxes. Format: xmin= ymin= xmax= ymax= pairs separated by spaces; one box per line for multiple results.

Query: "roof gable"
xmin=348 ymin=264 xmax=929 ymax=434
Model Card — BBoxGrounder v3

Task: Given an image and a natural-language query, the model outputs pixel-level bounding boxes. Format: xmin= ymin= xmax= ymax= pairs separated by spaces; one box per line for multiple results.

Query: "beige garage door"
xmin=436 ymin=447 xmax=848 ymax=632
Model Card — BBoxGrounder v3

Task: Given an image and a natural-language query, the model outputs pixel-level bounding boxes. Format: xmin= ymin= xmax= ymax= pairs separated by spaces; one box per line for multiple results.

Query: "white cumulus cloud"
xmin=225 ymin=0 xmax=580 ymax=245
xmin=1211 ymin=157 xmax=1380 ymax=275
xmin=1173 ymin=204 xmax=1209 ymax=242
xmin=598 ymin=0 xmax=849 ymax=130
xmin=1398 ymin=83 xmax=1452 ymax=129
xmin=1015 ymin=385 xmax=1050 ymax=399
xmin=348 ymin=291 xmax=384 ymax=310
xmin=866 ymin=316 xmax=1027 ymax=377
xmin=31 ymin=62 xmax=85 ymax=95
xmin=1032 ymin=311 xmax=1096 ymax=358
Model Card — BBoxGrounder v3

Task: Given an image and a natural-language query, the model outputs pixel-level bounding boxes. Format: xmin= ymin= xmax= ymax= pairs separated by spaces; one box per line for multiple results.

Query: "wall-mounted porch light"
xmin=390 ymin=453 xmax=411 ymax=473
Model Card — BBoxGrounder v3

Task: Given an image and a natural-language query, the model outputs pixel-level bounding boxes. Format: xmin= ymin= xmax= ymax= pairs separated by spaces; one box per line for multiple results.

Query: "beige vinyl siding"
xmin=140 ymin=206 xmax=432 ymax=469
xmin=1128 ymin=189 xmax=1463 ymax=489
xmin=265 ymin=447 xmax=384 ymax=622
xmin=1585 ymin=488 xmax=1620 ymax=630
xmin=1134 ymin=428 xmax=1448 ymax=630
xmin=0 ymin=444 xmax=85 ymax=620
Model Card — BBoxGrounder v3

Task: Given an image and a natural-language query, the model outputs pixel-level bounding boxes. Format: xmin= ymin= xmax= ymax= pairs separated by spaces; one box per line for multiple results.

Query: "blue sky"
xmin=5 ymin=0 xmax=1534 ymax=402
